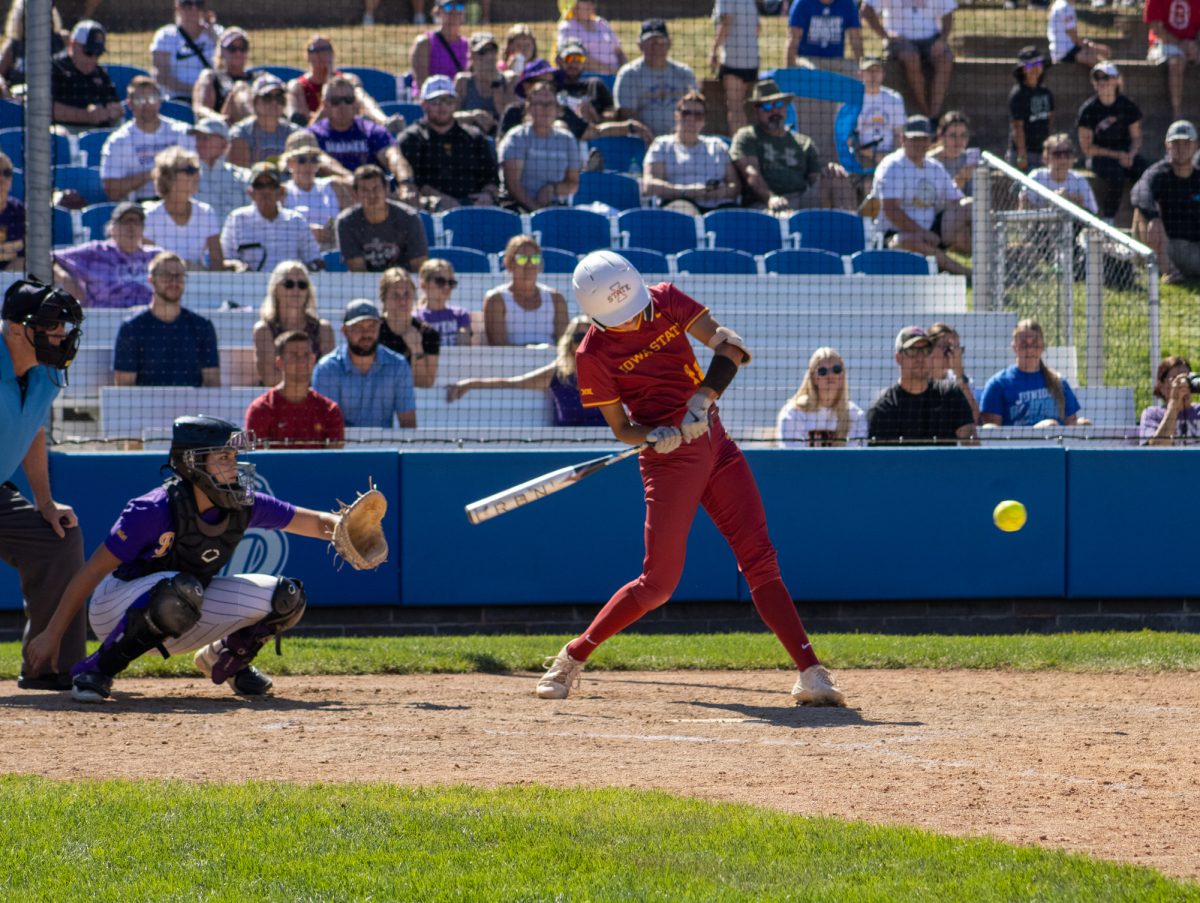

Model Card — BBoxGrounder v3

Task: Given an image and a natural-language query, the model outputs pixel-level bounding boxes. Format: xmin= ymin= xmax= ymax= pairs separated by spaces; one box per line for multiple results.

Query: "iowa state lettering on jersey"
xmin=618 ymin=322 xmax=683 ymax=373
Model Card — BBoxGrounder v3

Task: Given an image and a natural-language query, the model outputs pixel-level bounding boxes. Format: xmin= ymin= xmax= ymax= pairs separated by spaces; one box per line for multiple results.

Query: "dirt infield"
xmin=4 ymin=669 xmax=1198 ymax=881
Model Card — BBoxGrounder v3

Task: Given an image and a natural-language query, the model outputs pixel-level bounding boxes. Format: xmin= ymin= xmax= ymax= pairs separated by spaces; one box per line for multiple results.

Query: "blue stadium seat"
xmin=618 ymin=248 xmax=670 ymax=274
xmin=160 ymin=100 xmax=195 ymax=124
xmin=441 ymin=207 xmax=523 ymax=254
xmin=248 ymin=65 xmax=304 ymax=82
xmin=54 ymin=165 xmax=108 ymax=206
xmin=9 ymin=169 xmax=22 ymax=201
xmin=849 ymin=249 xmax=934 ymax=275
xmin=321 ymin=249 xmax=347 ymax=272
xmin=81 ymin=203 xmax=117 ymax=240
xmin=764 ymin=248 xmax=847 ymax=275
xmin=674 ymin=248 xmax=758 ymax=275
xmin=0 ymin=128 xmax=22 ymax=167
xmin=52 ymin=206 xmax=77 ymax=246
xmin=529 ymin=208 xmax=611 ymax=255
xmin=380 ymin=101 xmax=423 ymax=124
xmin=703 ymin=209 xmax=783 ymax=256
xmin=617 ymin=207 xmax=700 ymax=256
xmin=574 ymin=171 xmax=640 ymax=211
xmin=587 ymin=135 xmax=645 ymax=174
xmin=0 ymin=100 xmax=22 ymax=130
xmin=437 ymin=246 xmax=492 ymax=273
xmin=539 ymin=247 xmax=579 ymax=274
xmin=105 ymin=64 xmax=151 ymax=99
xmin=787 ymin=209 xmax=866 ymax=256
xmin=342 ymin=67 xmax=400 ymax=103
xmin=78 ymin=129 xmax=113 ymax=168
xmin=418 ymin=210 xmax=435 ymax=247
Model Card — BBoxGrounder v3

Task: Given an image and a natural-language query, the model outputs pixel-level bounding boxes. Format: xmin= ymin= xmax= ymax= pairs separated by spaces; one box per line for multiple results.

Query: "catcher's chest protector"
xmin=116 ymin=478 xmax=251 ymax=585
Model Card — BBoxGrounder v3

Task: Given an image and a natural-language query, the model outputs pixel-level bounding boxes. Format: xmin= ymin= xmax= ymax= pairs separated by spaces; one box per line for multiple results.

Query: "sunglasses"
xmin=115 ymin=216 xmax=143 ymax=226
xmin=260 ymin=93 xmax=286 ymax=103
xmin=291 ymin=153 xmax=320 ymax=164
xmin=179 ymin=0 xmax=206 ymax=6
xmin=440 ymin=2 xmax=466 ymax=10
xmin=173 ymin=165 xmax=200 ymax=175
xmin=80 ymin=48 xmax=104 ymax=57
xmin=903 ymin=345 xmax=934 ymax=356
xmin=1050 ymin=149 xmax=1073 ymax=157
xmin=757 ymin=100 xmax=787 ymax=112
xmin=131 ymin=95 xmax=162 ymax=105
xmin=815 ymin=364 xmax=844 ymax=376
xmin=0 ymin=169 xmax=13 ymax=178
xmin=1023 ymin=60 xmax=1043 ymax=69
xmin=1091 ymin=73 xmax=1113 ymax=81
xmin=563 ymin=54 xmax=587 ymax=64
xmin=430 ymin=275 xmax=458 ymax=288
xmin=282 ymin=278 xmax=309 ymax=290
xmin=252 ymin=180 xmax=278 ymax=189
xmin=514 ymin=253 xmax=542 ymax=266
xmin=572 ymin=331 xmax=588 ymax=343
xmin=308 ymin=44 xmax=333 ymax=53
xmin=225 ymin=42 xmax=249 ymax=52
xmin=528 ymin=98 xmax=557 ymax=107
xmin=679 ymin=108 xmax=705 ymax=118
xmin=938 ymin=345 xmax=962 ymax=356
xmin=327 ymin=95 xmax=356 ymax=106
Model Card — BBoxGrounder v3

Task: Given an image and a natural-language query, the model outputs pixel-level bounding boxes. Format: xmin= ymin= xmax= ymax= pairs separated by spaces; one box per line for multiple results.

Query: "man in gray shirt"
xmin=193 ymin=117 xmax=251 ymax=221
xmin=335 ymin=165 xmax=429 ymax=272
xmin=613 ymin=19 xmax=698 ymax=138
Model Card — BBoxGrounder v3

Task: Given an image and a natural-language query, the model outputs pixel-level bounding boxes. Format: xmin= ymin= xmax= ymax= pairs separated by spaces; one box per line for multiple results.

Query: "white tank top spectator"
xmin=191 ymin=26 xmax=255 ymax=124
xmin=483 ymin=235 xmax=569 ymax=346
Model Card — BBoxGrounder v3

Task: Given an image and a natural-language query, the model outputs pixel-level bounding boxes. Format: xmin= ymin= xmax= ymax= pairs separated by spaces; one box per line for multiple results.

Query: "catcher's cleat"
xmin=536 ymin=644 xmax=585 ymax=699
xmin=195 ymin=643 xmax=273 ymax=696
xmin=71 ymin=670 xmax=113 ymax=703
xmin=791 ymin=664 xmax=846 ymax=707
xmin=17 ymin=672 xmax=73 ymax=691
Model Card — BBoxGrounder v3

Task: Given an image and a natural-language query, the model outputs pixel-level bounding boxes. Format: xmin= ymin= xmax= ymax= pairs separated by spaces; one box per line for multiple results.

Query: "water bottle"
xmin=511 ymin=53 xmax=526 ymax=75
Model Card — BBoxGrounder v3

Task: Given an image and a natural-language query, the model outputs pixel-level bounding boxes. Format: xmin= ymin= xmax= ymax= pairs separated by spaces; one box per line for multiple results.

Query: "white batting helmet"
xmin=572 ymin=250 xmax=651 ymax=329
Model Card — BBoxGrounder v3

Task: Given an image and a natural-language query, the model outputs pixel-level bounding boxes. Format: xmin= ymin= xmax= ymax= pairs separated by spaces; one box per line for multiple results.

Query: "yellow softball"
xmin=993 ymin=500 xmax=1027 ymax=533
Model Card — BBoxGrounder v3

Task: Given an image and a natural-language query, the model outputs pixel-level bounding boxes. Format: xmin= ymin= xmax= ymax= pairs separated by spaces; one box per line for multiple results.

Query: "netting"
xmin=0 ymin=0 xmax=1194 ymax=449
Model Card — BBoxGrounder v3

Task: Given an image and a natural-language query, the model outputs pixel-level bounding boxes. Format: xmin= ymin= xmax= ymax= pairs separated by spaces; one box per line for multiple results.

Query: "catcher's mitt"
xmin=330 ymin=480 xmax=388 ymax=570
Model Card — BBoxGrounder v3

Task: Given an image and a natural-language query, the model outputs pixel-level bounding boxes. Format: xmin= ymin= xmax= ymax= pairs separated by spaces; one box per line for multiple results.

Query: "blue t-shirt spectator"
xmin=112 ymin=307 xmax=220 ymax=387
xmin=311 ymin=344 xmax=416 ymax=428
xmin=788 ymin=0 xmax=861 ymax=58
xmin=980 ymin=365 xmax=1081 ymax=426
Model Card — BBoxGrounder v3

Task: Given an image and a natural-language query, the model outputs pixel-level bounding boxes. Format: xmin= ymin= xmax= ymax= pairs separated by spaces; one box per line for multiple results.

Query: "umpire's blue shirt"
xmin=0 ymin=334 xmax=59 ymax=483
xmin=311 ymin=344 xmax=415 ymax=429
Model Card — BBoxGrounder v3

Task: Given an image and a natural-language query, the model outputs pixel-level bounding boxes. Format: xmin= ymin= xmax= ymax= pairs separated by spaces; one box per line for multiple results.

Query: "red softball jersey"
xmin=575 ymin=282 xmax=708 ymax=427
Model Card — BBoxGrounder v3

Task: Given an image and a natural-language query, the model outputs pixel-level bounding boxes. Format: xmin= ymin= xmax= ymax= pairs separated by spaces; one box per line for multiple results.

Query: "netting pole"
xmin=971 ymin=160 xmax=993 ymax=310
xmin=1147 ymin=256 xmax=1161 ymax=389
xmin=24 ymin=0 xmax=52 ymax=283
xmin=1085 ymin=231 xmax=1104 ymax=387
xmin=1059 ymin=218 xmax=1074 ymax=352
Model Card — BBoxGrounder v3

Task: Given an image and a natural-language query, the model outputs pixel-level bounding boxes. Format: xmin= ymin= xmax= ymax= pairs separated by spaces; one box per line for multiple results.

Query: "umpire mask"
xmin=168 ymin=415 xmax=258 ymax=509
xmin=1 ymin=278 xmax=84 ymax=370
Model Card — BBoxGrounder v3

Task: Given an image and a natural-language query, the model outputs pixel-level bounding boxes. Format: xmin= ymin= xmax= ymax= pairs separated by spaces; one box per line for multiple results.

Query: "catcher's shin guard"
xmin=86 ymin=575 xmax=205 ymax=677
xmin=208 ymin=577 xmax=306 ymax=684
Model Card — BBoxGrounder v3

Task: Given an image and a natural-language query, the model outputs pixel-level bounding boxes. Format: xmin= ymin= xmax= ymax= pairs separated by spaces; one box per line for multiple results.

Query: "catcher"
xmin=26 ymin=415 xmax=387 ymax=702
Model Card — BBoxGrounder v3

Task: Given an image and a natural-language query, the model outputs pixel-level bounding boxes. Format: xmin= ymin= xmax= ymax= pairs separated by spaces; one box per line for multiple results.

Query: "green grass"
xmin=2 ymin=777 xmax=1194 ymax=902
xmin=4 ymin=630 xmax=1199 ymax=679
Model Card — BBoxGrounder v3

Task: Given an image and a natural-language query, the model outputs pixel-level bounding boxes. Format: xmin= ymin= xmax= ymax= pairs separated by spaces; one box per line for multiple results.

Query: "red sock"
xmin=566 ymin=580 xmax=649 ymax=661
xmin=750 ymin=578 xmax=820 ymax=670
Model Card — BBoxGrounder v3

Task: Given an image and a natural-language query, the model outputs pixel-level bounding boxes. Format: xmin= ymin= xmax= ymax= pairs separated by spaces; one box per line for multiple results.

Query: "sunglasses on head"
xmin=291 ymin=153 xmax=320 ymax=164
xmin=282 ymin=278 xmax=309 ymax=290
xmin=758 ymin=99 xmax=787 ymax=112
xmin=514 ymin=253 xmax=542 ymax=266
xmin=173 ymin=165 xmax=200 ymax=175
xmin=327 ymin=95 xmax=356 ymax=106
xmin=815 ymin=364 xmax=844 ymax=376
xmin=431 ymin=275 xmax=458 ymax=288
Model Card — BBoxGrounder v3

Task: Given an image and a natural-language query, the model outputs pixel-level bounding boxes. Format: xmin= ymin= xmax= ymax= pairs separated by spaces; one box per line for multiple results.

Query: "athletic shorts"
xmin=1169 ymin=238 xmax=1200 ymax=277
xmin=1148 ymin=41 xmax=1188 ymax=65
xmin=885 ymin=34 xmax=949 ymax=63
xmin=718 ymin=64 xmax=759 ymax=84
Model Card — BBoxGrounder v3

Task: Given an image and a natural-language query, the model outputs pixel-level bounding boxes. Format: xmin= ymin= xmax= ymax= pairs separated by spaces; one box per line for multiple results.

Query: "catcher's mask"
xmin=168 ymin=415 xmax=257 ymax=509
xmin=2 ymin=278 xmax=84 ymax=371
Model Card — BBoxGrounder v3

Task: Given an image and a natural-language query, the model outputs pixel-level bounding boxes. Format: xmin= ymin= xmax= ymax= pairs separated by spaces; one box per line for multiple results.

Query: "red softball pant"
xmin=569 ymin=420 xmax=819 ymax=670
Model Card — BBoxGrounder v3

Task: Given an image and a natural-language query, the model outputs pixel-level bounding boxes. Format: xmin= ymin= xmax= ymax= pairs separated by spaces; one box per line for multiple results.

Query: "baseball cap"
xmin=344 ymin=299 xmax=381 ymax=325
xmin=219 ymin=27 xmax=249 ymax=49
xmin=70 ymin=20 xmax=106 ymax=55
xmin=639 ymin=18 xmax=669 ymax=41
xmin=859 ymin=55 xmax=884 ymax=71
xmin=558 ymin=38 xmax=587 ymax=58
xmin=110 ymin=201 xmax=146 ymax=223
xmin=252 ymin=73 xmax=286 ymax=97
xmin=420 ymin=75 xmax=456 ymax=102
xmin=190 ymin=116 xmax=229 ymax=140
xmin=469 ymin=31 xmax=498 ymax=53
xmin=895 ymin=325 xmax=932 ymax=353
xmin=1166 ymin=120 xmax=1198 ymax=142
xmin=249 ymin=161 xmax=282 ymax=185
xmin=1091 ymin=61 xmax=1119 ymax=79
xmin=903 ymin=115 xmax=933 ymax=137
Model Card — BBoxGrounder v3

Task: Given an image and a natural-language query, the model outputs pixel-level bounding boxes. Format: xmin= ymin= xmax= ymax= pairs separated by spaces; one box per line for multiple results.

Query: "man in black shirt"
xmin=51 ymin=20 xmax=123 ymax=129
xmin=397 ymin=75 xmax=500 ymax=213
xmin=868 ymin=326 xmax=977 ymax=446
xmin=1132 ymin=120 xmax=1200 ymax=284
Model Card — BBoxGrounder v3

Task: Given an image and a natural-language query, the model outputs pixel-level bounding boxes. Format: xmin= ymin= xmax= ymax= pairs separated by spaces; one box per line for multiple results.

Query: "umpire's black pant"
xmin=0 ymin=482 xmax=86 ymax=682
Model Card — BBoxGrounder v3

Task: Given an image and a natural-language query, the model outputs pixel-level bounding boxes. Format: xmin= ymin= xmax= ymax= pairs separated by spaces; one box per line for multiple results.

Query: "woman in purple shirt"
xmin=410 ymin=0 xmax=470 ymax=93
xmin=27 ymin=416 xmax=343 ymax=702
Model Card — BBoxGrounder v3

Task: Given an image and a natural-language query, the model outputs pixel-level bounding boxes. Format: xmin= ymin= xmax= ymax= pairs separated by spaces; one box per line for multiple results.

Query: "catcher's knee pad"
xmin=264 ymin=576 xmax=306 ymax=633
xmin=95 ymin=575 xmax=204 ymax=675
xmin=207 ymin=577 xmax=306 ymax=684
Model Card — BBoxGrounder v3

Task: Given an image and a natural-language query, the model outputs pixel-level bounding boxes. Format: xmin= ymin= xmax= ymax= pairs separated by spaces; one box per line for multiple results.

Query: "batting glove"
xmin=680 ymin=391 xmax=713 ymax=443
xmin=646 ymin=425 xmax=683 ymax=455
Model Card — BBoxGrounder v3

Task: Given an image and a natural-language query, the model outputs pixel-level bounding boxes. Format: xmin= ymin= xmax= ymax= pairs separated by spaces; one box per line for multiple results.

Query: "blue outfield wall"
xmin=0 ymin=447 xmax=1189 ymax=611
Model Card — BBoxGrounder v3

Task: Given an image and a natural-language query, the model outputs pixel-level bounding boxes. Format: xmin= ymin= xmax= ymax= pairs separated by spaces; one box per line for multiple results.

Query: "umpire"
xmin=1 ymin=278 xmax=87 ymax=690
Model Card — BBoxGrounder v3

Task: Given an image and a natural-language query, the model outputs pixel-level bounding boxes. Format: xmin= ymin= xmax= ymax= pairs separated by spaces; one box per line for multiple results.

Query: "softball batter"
xmin=27 ymin=415 xmax=340 ymax=702
xmin=537 ymin=251 xmax=845 ymax=706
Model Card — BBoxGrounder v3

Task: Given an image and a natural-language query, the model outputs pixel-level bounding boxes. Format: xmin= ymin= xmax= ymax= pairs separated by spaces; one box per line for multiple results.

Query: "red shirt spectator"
xmin=245 ymin=329 xmax=345 ymax=448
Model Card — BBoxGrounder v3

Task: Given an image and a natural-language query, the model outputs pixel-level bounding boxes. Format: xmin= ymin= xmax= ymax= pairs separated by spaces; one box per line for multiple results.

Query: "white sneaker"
xmin=193 ymin=641 xmax=222 ymax=680
xmin=791 ymin=664 xmax=846 ymax=706
xmin=362 ymin=12 xmax=375 ymax=25
xmin=536 ymin=644 xmax=585 ymax=699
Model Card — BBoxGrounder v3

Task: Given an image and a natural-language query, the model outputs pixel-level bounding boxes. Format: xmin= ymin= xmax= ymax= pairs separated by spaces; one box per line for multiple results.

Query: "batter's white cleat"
xmin=792 ymin=664 xmax=846 ymax=707
xmin=536 ymin=644 xmax=585 ymax=699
